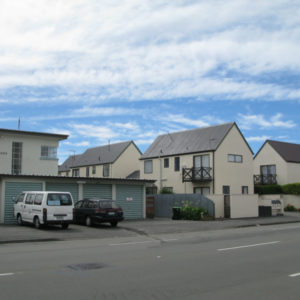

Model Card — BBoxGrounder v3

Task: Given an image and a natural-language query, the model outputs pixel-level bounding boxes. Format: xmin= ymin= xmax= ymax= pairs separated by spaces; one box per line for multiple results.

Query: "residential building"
xmin=0 ymin=128 xmax=68 ymax=176
xmin=59 ymin=141 xmax=142 ymax=179
xmin=140 ymin=122 xmax=254 ymax=196
xmin=254 ymin=140 xmax=300 ymax=185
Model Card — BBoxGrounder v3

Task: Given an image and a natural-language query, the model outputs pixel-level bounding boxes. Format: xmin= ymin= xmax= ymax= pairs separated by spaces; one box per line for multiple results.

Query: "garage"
xmin=0 ymin=174 xmax=154 ymax=224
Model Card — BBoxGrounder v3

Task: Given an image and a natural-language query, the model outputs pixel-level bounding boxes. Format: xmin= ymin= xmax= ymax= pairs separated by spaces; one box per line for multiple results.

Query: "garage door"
xmin=4 ymin=181 xmax=43 ymax=224
xmin=116 ymin=185 xmax=144 ymax=220
xmin=46 ymin=183 xmax=79 ymax=203
xmin=83 ymin=184 xmax=112 ymax=199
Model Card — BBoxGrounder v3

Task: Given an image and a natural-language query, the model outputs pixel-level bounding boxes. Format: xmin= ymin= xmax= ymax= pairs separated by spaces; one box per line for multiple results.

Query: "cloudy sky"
xmin=1 ymin=0 xmax=300 ymax=163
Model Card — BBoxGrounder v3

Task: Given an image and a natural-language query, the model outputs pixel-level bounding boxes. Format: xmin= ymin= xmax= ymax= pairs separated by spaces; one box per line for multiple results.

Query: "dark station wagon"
xmin=73 ymin=198 xmax=124 ymax=227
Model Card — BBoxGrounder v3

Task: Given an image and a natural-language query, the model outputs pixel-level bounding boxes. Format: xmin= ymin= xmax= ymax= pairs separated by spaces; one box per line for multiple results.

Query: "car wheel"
xmin=110 ymin=221 xmax=118 ymax=227
xmin=85 ymin=216 xmax=92 ymax=227
xmin=61 ymin=223 xmax=69 ymax=229
xmin=34 ymin=217 xmax=41 ymax=229
xmin=17 ymin=214 xmax=23 ymax=226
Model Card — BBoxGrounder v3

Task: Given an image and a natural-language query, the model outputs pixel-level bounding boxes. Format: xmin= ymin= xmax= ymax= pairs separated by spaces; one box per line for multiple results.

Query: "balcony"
xmin=182 ymin=167 xmax=213 ymax=183
xmin=254 ymin=174 xmax=277 ymax=185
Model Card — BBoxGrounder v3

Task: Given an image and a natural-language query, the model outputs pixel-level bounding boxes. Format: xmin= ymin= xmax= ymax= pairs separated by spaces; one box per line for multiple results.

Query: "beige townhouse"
xmin=59 ymin=141 xmax=142 ymax=179
xmin=0 ymin=128 xmax=68 ymax=176
xmin=140 ymin=122 xmax=254 ymax=196
xmin=254 ymin=140 xmax=300 ymax=185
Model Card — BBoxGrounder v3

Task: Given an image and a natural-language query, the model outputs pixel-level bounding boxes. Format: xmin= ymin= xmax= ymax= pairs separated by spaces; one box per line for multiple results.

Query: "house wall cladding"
xmin=4 ymin=181 xmax=43 ymax=224
xmin=116 ymin=185 xmax=144 ymax=220
xmin=46 ymin=182 xmax=79 ymax=203
xmin=83 ymin=184 xmax=112 ymax=200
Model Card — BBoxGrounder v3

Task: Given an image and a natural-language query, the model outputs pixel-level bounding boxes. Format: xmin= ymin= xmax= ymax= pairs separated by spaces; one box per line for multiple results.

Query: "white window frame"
xmin=144 ymin=160 xmax=153 ymax=174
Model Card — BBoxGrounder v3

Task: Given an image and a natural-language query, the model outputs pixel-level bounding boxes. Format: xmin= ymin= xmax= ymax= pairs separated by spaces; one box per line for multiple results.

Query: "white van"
xmin=14 ymin=191 xmax=74 ymax=229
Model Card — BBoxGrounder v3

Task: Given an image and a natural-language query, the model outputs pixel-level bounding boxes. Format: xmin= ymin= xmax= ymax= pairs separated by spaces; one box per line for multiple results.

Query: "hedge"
xmin=282 ymin=183 xmax=300 ymax=195
xmin=254 ymin=184 xmax=282 ymax=195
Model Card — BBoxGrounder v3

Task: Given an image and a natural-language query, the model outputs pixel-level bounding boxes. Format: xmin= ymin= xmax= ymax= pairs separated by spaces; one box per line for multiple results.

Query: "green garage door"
xmin=4 ymin=181 xmax=43 ymax=224
xmin=46 ymin=183 xmax=79 ymax=203
xmin=83 ymin=184 xmax=112 ymax=199
xmin=116 ymin=185 xmax=144 ymax=220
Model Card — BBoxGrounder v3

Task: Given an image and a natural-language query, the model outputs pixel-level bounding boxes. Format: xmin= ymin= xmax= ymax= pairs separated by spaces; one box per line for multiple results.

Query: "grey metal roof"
xmin=59 ymin=141 xmax=138 ymax=170
xmin=140 ymin=123 xmax=236 ymax=159
xmin=0 ymin=128 xmax=68 ymax=140
xmin=58 ymin=154 xmax=82 ymax=172
xmin=267 ymin=140 xmax=300 ymax=163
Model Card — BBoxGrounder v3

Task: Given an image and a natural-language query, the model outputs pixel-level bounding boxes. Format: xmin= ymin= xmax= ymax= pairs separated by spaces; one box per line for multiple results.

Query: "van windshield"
xmin=47 ymin=193 xmax=72 ymax=206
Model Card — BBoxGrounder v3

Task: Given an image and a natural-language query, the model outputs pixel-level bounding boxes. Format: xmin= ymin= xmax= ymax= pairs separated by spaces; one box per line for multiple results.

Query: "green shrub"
xmin=282 ymin=183 xmax=300 ymax=195
xmin=254 ymin=184 xmax=282 ymax=195
xmin=284 ymin=204 xmax=297 ymax=212
xmin=159 ymin=187 xmax=174 ymax=194
xmin=180 ymin=202 xmax=208 ymax=220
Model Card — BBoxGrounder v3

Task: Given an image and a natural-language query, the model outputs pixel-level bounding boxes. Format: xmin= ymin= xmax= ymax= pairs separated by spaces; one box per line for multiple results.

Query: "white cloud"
xmin=246 ymin=135 xmax=271 ymax=142
xmin=238 ymin=113 xmax=296 ymax=130
xmin=0 ymin=0 xmax=300 ymax=102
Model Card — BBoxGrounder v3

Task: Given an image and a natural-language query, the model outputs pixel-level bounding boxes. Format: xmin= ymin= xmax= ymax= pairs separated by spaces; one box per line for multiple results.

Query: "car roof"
xmin=82 ymin=198 xmax=113 ymax=201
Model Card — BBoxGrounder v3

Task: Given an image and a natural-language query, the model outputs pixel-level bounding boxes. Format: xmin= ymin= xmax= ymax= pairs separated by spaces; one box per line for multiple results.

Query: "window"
xmin=47 ymin=193 xmax=72 ymax=206
xmin=144 ymin=160 xmax=153 ymax=174
xmin=86 ymin=167 xmax=90 ymax=177
xmin=260 ymin=165 xmax=276 ymax=184
xmin=72 ymin=169 xmax=79 ymax=177
xmin=103 ymin=164 xmax=110 ymax=177
xmin=242 ymin=186 xmax=248 ymax=194
xmin=194 ymin=187 xmax=210 ymax=196
xmin=34 ymin=194 xmax=43 ymax=205
xmin=164 ymin=158 xmax=169 ymax=168
xmin=223 ymin=185 xmax=230 ymax=195
xmin=12 ymin=142 xmax=22 ymax=175
xmin=174 ymin=157 xmax=180 ymax=172
xmin=41 ymin=146 xmax=57 ymax=159
xmin=16 ymin=193 xmax=25 ymax=203
xmin=228 ymin=154 xmax=243 ymax=163
xmin=25 ymin=194 xmax=35 ymax=205
xmin=92 ymin=166 xmax=96 ymax=174
xmin=194 ymin=154 xmax=210 ymax=179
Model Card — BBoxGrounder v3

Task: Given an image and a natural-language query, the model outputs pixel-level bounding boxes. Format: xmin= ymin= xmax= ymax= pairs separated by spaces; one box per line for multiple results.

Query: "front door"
xmin=223 ymin=186 xmax=230 ymax=218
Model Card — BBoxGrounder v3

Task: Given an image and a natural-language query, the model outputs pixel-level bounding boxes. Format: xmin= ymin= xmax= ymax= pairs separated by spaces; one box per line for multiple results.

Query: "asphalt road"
xmin=1 ymin=223 xmax=300 ymax=299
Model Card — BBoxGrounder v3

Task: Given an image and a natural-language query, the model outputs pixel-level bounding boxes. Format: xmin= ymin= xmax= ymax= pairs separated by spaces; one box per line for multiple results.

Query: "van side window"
xmin=34 ymin=194 xmax=43 ymax=205
xmin=25 ymin=194 xmax=35 ymax=205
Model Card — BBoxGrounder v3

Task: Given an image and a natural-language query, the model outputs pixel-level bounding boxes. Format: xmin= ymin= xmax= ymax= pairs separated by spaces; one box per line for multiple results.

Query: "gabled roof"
xmin=58 ymin=154 xmax=82 ymax=172
xmin=0 ymin=128 xmax=68 ymax=140
xmin=59 ymin=141 xmax=141 ymax=171
xmin=257 ymin=140 xmax=300 ymax=163
xmin=140 ymin=122 xmax=250 ymax=159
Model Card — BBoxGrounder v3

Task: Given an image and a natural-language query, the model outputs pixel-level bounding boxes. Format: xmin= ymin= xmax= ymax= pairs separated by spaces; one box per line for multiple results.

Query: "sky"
xmin=1 ymin=0 xmax=300 ymax=164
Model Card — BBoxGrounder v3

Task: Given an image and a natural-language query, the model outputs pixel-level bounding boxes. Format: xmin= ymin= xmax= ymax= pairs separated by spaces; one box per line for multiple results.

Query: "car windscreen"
xmin=47 ymin=193 xmax=73 ymax=206
xmin=98 ymin=201 xmax=120 ymax=209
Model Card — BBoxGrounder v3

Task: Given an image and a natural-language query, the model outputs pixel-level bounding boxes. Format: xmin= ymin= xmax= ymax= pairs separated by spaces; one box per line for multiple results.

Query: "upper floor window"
xmin=103 ymin=164 xmax=110 ymax=177
xmin=72 ymin=169 xmax=79 ymax=177
xmin=164 ymin=158 xmax=169 ymax=168
xmin=242 ymin=186 xmax=249 ymax=194
xmin=41 ymin=146 xmax=57 ymax=159
xmin=92 ymin=165 xmax=96 ymax=174
xmin=12 ymin=141 xmax=22 ymax=175
xmin=86 ymin=167 xmax=90 ymax=177
xmin=174 ymin=157 xmax=180 ymax=172
xmin=228 ymin=154 xmax=243 ymax=163
xmin=144 ymin=160 xmax=153 ymax=174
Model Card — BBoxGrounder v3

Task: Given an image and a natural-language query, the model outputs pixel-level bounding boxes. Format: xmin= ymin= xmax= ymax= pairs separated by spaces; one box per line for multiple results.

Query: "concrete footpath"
xmin=1 ymin=212 xmax=300 ymax=244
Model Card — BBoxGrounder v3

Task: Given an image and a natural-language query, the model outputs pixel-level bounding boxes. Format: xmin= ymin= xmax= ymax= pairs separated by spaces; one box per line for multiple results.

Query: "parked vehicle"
xmin=13 ymin=191 xmax=74 ymax=229
xmin=73 ymin=198 xmax=124 ymax=227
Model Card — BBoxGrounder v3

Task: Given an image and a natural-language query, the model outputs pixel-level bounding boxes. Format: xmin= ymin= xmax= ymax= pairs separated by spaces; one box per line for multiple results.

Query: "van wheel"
xmin=34 ymin=217 xmax=41 ymax=229
xmin=85 ymin=216 xmax=92 ymax=227
xmin=61 ymin=223 xmax=69 ymax=229
xmin=110 ymin=221 xmax=118 ymax=227
xmin=17 ymin=214 xmax=23 ymax=226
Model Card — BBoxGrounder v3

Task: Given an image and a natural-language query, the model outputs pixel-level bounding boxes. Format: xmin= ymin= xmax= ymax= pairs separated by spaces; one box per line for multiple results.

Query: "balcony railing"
xmin=254 ymin=174 xmax=277 ymax=185
xmin=182 ymin=167 xmax=212 ymax=183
